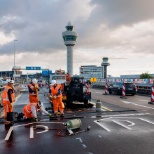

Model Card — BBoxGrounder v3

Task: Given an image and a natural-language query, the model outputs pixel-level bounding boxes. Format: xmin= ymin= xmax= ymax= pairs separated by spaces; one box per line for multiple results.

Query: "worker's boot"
xmin=60 ymin=113 xmax=64 ymax=118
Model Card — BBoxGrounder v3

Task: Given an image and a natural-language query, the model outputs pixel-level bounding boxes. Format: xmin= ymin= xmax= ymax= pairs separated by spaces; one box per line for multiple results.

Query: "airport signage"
xmin=26 ymin=66 xmax=41 ymax=70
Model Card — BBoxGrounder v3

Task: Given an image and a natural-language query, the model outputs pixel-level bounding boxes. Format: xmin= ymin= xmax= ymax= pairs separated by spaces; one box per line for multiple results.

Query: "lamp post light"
xmin=14 ymin=40 xmax=18 ymax=81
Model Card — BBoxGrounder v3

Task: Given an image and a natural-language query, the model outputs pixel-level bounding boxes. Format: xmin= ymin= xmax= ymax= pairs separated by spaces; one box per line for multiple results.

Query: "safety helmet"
xmin=8 ymin=79 xmax=14 ymax=84
xmin=32 ymin=78 xmax=37 ymax=84
xmin=50 ymin=80 xmax=56 ymax=85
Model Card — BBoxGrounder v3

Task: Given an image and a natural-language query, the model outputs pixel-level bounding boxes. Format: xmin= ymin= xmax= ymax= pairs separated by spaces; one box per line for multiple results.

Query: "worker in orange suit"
xmin=2 ymin=79 xmax=15 ymax=125
xmin=28 ymin=78 xmax=39 ymax=104
xmin=49 ymin=80 xmax=65 ymax=117
xmin=23 ymin=101 xmax=52 ymax=121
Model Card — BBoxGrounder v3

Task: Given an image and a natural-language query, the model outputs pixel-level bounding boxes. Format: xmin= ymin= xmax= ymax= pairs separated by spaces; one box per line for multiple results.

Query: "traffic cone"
xmin=148 ymin=85 xmax=154 ymax=104
xmin=103 ymin=82 xmax=109 ymax=95
xmin=120 ymin=83 xmax=127 ymax=99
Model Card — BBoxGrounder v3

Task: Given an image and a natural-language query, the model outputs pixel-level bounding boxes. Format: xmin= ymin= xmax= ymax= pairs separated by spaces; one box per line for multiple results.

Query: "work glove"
xmin=53 ymin=96 xmax=56 ymax=99
xmin=49 ymin=114 xmax=52 ymax=118
xmin=10 ymin=103 xmax=13 ymax=108
xmin=35 ymin=118 xmax=38 ymax=122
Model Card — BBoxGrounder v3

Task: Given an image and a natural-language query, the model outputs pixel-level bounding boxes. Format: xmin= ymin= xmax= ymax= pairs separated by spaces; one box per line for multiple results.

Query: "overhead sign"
xmin=26 ymin=66 xmax=41 ymax=70
xmin=42 ymin=70 xmax=52 ymax=76
xmin=42 ymin=70 xmax=49 ymax=76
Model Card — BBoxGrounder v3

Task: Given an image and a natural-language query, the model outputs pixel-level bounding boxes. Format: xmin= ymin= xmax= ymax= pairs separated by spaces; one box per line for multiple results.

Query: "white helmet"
xmin=8 ymin=79 xmax=14 ymax=84
xmin=32 ymin=78 xmax=37 ymax=84
xmin=50 ymin=80 xmax=56 ymax=85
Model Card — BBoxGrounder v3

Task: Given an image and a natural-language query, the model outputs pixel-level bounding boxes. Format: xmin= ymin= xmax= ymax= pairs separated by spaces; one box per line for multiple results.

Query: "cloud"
xmin=0 ymin=0 xmax=154 ymax=76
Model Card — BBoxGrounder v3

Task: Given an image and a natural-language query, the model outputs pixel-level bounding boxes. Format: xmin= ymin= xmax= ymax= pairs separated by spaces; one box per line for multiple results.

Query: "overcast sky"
xmin=0 ymin=0 xmax=154 ymax=77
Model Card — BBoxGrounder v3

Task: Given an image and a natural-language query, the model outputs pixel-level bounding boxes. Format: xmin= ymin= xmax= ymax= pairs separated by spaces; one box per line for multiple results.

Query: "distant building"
xmin=79 ymin=65 xmax=103 ymax=81
xmin=120 ymin=74 xmax=154 ymax=79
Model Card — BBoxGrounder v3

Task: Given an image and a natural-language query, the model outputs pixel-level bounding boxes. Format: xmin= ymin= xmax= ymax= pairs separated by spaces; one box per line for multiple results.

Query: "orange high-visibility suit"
xmin=2 ymin=85 xmax=15 ymax=121
xmin=49 ymin=84 xmax=65 ymax=115
xmin=28 ymin=83 xmax=39 ymax=104
xmin=23 ymin=103 xmax=51 ymax=119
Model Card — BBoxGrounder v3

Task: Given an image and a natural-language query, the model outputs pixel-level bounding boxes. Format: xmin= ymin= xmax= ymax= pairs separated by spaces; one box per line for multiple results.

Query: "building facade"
xmin=79 ymin=65 xmax=103 ymax=81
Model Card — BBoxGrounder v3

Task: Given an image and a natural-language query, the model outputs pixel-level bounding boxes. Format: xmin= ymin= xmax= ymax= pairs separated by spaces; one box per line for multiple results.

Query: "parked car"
xmin=109 ymin=82 xmax=136 ymax=96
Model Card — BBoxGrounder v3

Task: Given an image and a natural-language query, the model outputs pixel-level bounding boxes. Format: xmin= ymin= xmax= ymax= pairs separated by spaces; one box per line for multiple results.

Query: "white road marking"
xmin=30 ymin=126 xmax=34 ymax=138
xmin=98 ymin=135 xmax=102 ymax=138
xmin=139 ymin=118 xmax=154 ymax=125
xmin=139 ymin=100 xmax=148 ymax=102
xmin=121 ymin=100 xmax=154 ymax=109
xmin=5 ymin=126 xmax=13 ymax=140
xmin=82 ymin=144 xmax=87 ymax=148
xmin=112 ymin=120 xmax=132 ymax=130
xmin=76 ymin=138 xmax=83 ymax=143
xmin=94 ymin=91 xmax=102 ymax=94
xmin=36 ymin=125 xmax=49 ymax=134
xmin=94 ymin=120 xmax=111 ymax=132
xmin=91 ymin=112 xmax=150 ymax=119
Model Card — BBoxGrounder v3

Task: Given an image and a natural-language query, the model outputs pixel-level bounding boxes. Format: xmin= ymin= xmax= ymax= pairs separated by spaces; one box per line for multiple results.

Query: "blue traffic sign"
xmin=42 ymin=70 xmax=49 ymax=76
xmin=26 ymin=66 xmax=41 ymax=70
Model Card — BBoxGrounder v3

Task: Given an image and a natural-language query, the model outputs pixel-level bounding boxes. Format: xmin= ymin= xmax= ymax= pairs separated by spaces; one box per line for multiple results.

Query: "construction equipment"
xmin=63 ymin=76 xmax=91 ymax=105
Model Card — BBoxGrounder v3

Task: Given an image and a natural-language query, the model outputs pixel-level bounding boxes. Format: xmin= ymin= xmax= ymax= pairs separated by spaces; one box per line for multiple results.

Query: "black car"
xmin=108 ymin=82 xmax=136 ymax=96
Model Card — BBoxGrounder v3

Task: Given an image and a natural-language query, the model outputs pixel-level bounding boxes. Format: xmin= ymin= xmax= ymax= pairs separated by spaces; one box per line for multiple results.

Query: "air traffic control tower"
xmin=101 ymin=57 xmax=110 ymax=79
xmin=62 ymin=22 xmax=78 ymax=77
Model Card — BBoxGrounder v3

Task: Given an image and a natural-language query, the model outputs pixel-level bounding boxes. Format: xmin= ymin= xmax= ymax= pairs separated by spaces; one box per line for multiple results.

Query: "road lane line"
xmin=121 ymin=100 xmax=154 ymax=109
xmin=94 ymin=120 xmax=111 ymax=132
xmin=5 ymin=126 xmax=13 ymax=140
xmin=30 ymin=126 xmax=34 ymax=138
xmin=139 ymin=118 xmax=154 ymax=125
xmin=112 ymin=120 xmax=132 ymax=130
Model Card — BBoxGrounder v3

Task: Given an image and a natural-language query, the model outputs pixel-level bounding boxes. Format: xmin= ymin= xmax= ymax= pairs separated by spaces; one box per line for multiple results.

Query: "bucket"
xmin=64 ymin=119 xmax=82 ymax=130
xmin=7 ymin=112 xmax=16 ymax=121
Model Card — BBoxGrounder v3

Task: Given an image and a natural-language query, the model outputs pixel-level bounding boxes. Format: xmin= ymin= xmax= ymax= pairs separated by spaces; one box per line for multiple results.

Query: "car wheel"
xmin=109 ymin=89 xmax=112 ymax=94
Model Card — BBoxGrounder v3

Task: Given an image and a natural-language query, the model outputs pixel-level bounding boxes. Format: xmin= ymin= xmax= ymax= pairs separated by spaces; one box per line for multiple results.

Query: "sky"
xmin=0 ymin=0 xmax=154 ymax=77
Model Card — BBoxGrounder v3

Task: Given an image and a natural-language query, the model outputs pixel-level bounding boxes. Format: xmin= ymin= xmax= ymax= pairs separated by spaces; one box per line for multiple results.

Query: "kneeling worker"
xmin=23 ymin=101 xmax=52 ymax=121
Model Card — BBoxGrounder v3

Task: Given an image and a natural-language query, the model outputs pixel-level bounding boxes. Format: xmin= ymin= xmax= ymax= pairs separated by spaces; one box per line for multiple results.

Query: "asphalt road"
xmin=0 ymin=86 xmax=154 ymax=154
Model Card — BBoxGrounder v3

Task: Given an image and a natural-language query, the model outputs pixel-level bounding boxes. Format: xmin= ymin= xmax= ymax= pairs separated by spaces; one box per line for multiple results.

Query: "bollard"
xmin=120 ymin=83 xmax=127 ymax=99
xmin=96 ymin=100 xmax=102 ymax=112
xmin=148 ymin=85 xmax=154 ymax=104
xmin=103 ymin=82 xmax=109 ymax=95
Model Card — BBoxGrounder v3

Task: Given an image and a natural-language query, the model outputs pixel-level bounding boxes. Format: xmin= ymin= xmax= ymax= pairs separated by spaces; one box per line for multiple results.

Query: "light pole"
xmin=14 ymin=40 xmax=18 ymax=81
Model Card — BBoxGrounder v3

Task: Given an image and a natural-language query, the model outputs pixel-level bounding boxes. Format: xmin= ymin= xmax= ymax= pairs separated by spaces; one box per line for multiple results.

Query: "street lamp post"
xmin=14 ymin=40 xmax=18 ymax=81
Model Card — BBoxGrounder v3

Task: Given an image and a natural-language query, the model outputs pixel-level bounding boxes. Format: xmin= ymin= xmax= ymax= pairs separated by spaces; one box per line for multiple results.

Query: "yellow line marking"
xmin=91 ymin=102 xmax=112 ymax=111
xmin=101 ymin=105 xmax=112 ymax=111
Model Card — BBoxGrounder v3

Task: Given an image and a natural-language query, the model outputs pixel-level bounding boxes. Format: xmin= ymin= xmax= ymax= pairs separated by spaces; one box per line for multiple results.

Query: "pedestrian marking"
xmin=121 ymin=100 xmax=154 ymax=109
xmin=112 ymin=120 xmax=132 ymax=130
xmin=30 ymin=126 xmax=34 ymax=138
xmin=5 ymin=126 xmax=13 ymax=140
